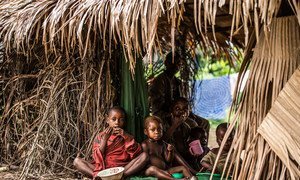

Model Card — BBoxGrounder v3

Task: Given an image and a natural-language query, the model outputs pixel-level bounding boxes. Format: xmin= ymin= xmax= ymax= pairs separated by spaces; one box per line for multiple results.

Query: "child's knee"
xmin=145 ymin=166 xmax=158 ymax=175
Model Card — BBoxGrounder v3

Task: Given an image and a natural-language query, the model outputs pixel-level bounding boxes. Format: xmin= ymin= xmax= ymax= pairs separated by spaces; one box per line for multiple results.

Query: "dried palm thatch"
xmin=0 ymin=0 xmax=299 ymax=68
xmin=0 ymin=49 xmax=119 ymax=178
xmin=0 ymin=0 xmax=246 ymax=74
xmin=258 ymin=67 xmax=300 ymax=179
xmin=219 ymin=16 xmax=300 ymax=179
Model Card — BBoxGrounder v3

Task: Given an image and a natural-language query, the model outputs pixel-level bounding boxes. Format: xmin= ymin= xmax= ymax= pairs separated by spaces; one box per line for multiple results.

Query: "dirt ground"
xmin=0 ymin=171 xmax=83 ymax=180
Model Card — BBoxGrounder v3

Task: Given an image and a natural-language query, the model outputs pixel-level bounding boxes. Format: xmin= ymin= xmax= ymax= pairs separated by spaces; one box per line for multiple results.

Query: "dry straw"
xmin=258 ymin=67 xmax=300 ymax=179
xmin=218 ymin=16 xmax=300 ymax=180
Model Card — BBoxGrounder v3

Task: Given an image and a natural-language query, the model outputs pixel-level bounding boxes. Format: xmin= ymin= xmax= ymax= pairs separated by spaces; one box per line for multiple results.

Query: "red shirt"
xmin=92 ymin=132 xmax=142 ymax=177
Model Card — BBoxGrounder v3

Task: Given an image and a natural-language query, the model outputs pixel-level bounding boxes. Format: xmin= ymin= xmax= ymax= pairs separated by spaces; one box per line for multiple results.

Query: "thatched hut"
xmin=0 ymin=0 xmax=299 ymax=179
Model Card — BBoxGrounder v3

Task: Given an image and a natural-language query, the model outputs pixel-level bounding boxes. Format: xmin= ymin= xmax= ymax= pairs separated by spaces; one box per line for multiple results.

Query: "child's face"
xmin=144 ymin=120 xmax=163 ymax=141
xmin=106 ymin=110 xmax=125 ymax=129
xmin=172 ymin=101 xmax=190 ymax=118
xmin=216 ymin=129 xmax=234 ymax=151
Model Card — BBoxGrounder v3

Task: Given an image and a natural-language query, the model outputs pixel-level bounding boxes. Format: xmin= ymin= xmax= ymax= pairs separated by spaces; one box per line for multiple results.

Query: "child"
xmin=187 ymin=127 xmax=210 ymax=171
xmin=73 ymin=106 xmax=148 ymax=178
xmin=189 ymin=127 xmax=210 ymax=158
xmin=164 ymin=97 xmax=200 ymax=168
xmin=142 ymin=116 xmax=197 ymax=180
xmin=200 ymin=123 xmax=234 ymax=174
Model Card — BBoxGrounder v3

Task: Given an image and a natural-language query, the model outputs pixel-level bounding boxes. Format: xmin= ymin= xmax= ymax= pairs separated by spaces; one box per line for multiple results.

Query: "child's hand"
xmin=113 ymin=127 xmax=124 ymax=135
xmin=171 ymin=115 xmax=182 ymax=125
xmin=103 ymin=127 xmax=113 ymax=139
xmin=167 ymin=144 xmax=174 ymax=152
xmin=172 ymin=113 xmax=187 ymax=125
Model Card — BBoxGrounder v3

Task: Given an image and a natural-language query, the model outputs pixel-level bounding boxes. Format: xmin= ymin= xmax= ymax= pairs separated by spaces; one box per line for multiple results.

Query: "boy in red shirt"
xmin=73 ymin=106 xmax=148 ymax=178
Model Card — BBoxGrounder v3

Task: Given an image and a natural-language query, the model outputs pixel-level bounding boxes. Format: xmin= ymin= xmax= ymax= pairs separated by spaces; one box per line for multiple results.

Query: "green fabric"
xmin=127 ymin=177 xmax=157 ymax=180
xmin=127 ymin=174 xmax=231 ymax=180
xmin=196 ymin=173 xmax=231 ymax=180
xmin=120 ymin=57 xmax=149 ymax=142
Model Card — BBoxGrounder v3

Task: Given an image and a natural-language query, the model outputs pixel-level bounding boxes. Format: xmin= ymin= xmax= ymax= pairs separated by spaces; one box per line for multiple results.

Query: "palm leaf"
xmin=222 ymin=16 xmax=300 ymax=179
xmin=258 ymin=66 xmax=300 ymax=179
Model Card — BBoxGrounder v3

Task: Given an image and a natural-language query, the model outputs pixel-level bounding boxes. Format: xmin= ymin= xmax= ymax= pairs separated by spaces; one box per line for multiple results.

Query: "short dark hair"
xmin=216 ymin=123 xmax=228 ymax=135
xmin=171 ymin=97 xmax=189 ymax=109
xmin=144 ymin=116 xmax=162 ymax=129
xmin=190 ymin=127 xmax=206 ymax=139
xmin=107 ymin=106 xmax=126 ymax=118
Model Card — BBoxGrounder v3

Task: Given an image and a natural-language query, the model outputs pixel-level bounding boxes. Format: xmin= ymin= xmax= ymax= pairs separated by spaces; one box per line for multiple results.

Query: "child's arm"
xmin=141 ymin=141 xmax=149 ymax=153
xmin=200 ymin=150 xmax=215 ymax=172
xmin=98 ymin=127 xmax=113 ymax=154
xmin=200 ymin=161 xmax=213 ymax=171
xmin=164 ymin=144 xmax=174 ymax=163
xmin=164 ymin=116 xmax=184 ymax=140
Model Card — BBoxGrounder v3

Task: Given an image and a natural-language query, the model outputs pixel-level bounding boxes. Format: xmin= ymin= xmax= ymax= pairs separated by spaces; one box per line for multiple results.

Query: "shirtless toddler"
xmin=142 ymin=116 xmax=197 ymax=180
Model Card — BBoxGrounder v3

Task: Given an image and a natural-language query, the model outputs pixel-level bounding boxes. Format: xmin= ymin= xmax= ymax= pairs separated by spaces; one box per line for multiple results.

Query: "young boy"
xmin=142 ymin=116 xmax=197 ymax=180
xmin=200 ymin=123 xmax=234 ymax=174
xmin=73 ymin=106 xmax=148 ymax=178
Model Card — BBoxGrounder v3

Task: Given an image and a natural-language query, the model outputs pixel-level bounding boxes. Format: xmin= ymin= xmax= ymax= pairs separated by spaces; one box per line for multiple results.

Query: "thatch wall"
xmin=0 ymin=51 xmax=120 ymax=178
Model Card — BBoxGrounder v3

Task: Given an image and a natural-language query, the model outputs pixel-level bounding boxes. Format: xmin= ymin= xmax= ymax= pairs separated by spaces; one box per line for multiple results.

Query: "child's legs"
xmin=168 ymin=166 xmax=193 ymax=178
xmin=73 ymin=157 xmax=94 ymax=178
xmin=124 ymin=152 xmax=149 ymax=177
xmin=145 ymin=166 xmax=173 ymax=180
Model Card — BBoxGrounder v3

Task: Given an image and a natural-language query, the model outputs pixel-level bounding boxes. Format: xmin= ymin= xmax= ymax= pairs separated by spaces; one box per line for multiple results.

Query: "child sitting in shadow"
xmin=163 ymin=98 xmax=194 ymax=162
xmin=73 ymin=106 xmax=148 ymax=179
xmin=200 ymin=123 xmax=234 ymax=174
xmin=142 ymin=116 xmax=197 ymax=180
xmin=187 ymin=127 xmax=210 ymax=171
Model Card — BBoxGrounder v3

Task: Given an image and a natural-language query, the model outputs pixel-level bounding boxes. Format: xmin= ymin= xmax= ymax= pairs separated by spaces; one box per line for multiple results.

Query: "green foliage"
xmin=195 ymin=48 xmax=241 ymax=79
xmin=209 ymin=119 xmax=226 ymax=129
xmin=144 ymin=54 xmax=165 ymax=81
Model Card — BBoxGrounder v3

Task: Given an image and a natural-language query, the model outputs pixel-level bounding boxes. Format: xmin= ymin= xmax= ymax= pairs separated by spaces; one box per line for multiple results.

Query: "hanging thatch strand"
xmin=194 ymin=0 xmax=300 ymax=47
xmin=222 ymin=16 xmax=300 ymax=179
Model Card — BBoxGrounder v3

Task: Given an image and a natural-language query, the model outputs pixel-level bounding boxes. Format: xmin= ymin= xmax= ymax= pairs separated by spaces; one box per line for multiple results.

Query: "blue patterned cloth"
xmin=192 ymin=76 xmax=232 ymax=119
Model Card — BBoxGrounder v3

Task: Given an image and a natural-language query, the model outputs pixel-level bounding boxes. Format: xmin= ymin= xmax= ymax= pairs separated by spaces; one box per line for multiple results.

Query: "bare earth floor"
xmin=0 ymin=171 xmax=84 ymax=180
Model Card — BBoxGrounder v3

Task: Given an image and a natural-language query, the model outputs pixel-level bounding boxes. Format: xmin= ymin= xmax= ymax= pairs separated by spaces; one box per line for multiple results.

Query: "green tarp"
xmin=127 ymin=173 xmax=231 ymax=180
xmin=120 ymin=57 xmax=149 ymax=142
xmin=127 ymin=177 xmax=157 ymax=180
